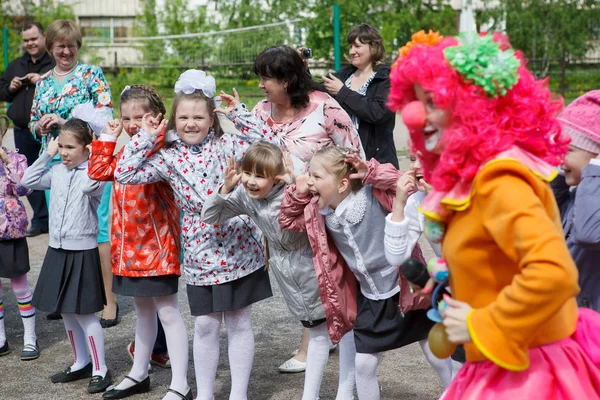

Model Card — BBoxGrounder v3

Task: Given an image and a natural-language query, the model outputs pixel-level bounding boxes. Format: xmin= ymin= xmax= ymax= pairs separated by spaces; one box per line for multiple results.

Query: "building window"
xmin=80 ymin=17 xmax=134 ymax=42
xmin=80 ymin=17 xmax=111 ymax=39
xmin=113 ymin=18 xmax=134 ymax=40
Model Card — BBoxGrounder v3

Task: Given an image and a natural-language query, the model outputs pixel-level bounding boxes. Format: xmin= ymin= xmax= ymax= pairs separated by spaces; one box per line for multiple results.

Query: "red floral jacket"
xmin=88 ymin=138 xmax=181 ymax=277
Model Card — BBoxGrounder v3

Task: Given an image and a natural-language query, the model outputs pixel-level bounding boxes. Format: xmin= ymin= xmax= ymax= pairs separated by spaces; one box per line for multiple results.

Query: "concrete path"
xmin=0 ymin=129 xmax=441 ymax=399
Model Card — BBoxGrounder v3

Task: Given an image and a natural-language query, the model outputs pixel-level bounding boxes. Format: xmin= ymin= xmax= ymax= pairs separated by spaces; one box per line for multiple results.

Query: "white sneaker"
xmin=278 ymin=357 xmax=307 ymax=373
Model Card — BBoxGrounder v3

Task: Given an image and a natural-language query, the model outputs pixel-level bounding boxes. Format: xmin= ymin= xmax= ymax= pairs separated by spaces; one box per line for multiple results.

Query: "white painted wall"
xmin=63 ymin=0 xmax=141 ymax=16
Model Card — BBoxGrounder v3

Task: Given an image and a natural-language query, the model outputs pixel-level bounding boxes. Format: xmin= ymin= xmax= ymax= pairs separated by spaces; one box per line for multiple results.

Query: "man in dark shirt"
xmin=0 ymin=22 xmax=54 ymax=236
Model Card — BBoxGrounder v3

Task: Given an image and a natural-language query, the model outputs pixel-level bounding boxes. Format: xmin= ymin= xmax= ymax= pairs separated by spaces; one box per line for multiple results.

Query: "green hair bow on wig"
xmin=443 ymin=34 xmax=520 ymax=98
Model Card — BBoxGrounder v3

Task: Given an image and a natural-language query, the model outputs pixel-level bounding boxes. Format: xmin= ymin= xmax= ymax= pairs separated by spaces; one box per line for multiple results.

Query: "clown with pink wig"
xmin=388 ymin=30 xmax=600 ymax=398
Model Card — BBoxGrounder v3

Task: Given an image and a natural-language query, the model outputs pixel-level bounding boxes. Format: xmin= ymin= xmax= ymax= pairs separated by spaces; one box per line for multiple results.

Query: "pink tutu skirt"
xmin=441 ymin=309 xmax=600 ymax=400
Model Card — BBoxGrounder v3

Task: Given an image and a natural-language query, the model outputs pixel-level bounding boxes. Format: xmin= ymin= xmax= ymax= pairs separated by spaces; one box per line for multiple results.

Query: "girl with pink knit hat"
xmin=553 ymin=90 xmax=600 ymax=312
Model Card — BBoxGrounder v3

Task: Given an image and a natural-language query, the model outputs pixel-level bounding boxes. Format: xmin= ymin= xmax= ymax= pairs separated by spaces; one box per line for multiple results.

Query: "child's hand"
xmin=294 ymin=162 xmax=311 ymax=198
xmin=141 ymin=113 xmax=165 ymax=137
xmin=221 ymin=156 xmax=241 ymax=193
xmin=0 ymin=148 xmax=11 ymax=165
xmin=0 ymin=116 xmax=8 ymax=142
xmin=417 ymin=176 xmax=433 ymax=194
xmin=275 ymin=152 xmax=295 ymax=184
xmin=215 ymin=89 xmax=241 ymax=115
xmin=46 ymin=136 xmax=59 ymax=157
xmin=105 ymin=119 xmax=123 ymax=138
xmin=441 ymin=296 xmax=473 ymax=344
xmin=396 ymin=171 xmax=417 ymax=205
xmin=346 ymin=153 xmax=368 ymax=181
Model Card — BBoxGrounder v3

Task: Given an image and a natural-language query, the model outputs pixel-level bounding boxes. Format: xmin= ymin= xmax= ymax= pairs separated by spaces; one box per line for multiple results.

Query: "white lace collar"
xmin=322 ymin=187 xmax=369 ymax=229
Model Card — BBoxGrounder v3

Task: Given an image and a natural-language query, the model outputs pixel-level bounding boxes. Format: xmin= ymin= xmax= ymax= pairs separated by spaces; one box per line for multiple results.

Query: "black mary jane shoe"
xmin=88 ymin=370 xmax=112 ymax=393
xmin=50 ymin=362 xmax=93 ymax=383
xmin=167 ymin=388 xmax=193 ymax=400
xmin=102 ymin=376 xmax=150 ymax=399
xmin=100 ymin=304 xmax=119 ymax=328
xmin=0 ymin=341 xmax=10 ymax=357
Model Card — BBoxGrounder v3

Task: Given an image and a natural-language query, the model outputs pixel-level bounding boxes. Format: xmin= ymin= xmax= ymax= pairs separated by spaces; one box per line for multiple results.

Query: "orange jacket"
xmin=88 ymin=139 xmax=181 ymax=278
xmin=442 ymin=159 xmax=579 ymax=371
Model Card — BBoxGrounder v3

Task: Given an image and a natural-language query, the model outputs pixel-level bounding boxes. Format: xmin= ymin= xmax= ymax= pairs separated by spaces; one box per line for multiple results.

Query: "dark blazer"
xmin=320 ymin=64 xmax=398 ymax=168
xmin=0 ymin=52 xmax=54 ymax=129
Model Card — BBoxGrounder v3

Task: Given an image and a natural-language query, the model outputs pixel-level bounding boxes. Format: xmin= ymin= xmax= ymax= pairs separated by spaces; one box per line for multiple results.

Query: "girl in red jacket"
xmin=88 ymin=86 xmax=190 ymax=400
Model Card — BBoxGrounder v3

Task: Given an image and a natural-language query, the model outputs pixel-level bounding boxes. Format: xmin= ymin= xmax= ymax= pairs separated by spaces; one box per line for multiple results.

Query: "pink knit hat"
xmin=558 ymin=90 xmax=600 ymax=154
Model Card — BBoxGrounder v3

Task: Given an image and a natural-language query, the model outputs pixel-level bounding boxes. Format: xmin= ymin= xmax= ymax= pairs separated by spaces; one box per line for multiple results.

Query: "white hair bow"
xmin=174 ymin=69 xmax=216 ymax=97
xmin=120 ymin=85 xmax=131 ymax=97
xmin=71 ymin=101 xmax=113 ymax=137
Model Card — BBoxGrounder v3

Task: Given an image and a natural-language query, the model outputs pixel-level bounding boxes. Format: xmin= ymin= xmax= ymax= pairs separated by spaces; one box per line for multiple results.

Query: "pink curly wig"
xmin=388 ymin=34 xmax=569 ymax=191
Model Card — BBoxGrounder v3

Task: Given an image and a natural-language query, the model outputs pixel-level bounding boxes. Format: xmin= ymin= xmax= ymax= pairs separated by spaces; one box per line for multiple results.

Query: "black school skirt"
xmin=354 ymin=291 xmax=435 ymax=354
xmin=32 ymin=247 xmax=106 ymax=314
xmin=0 ymin=238 xmax=30 ymax=278
xmin=112 ymin=275 xmax=179 ymax=297
xmin=187 ymin=266 xmax=272 ymax=316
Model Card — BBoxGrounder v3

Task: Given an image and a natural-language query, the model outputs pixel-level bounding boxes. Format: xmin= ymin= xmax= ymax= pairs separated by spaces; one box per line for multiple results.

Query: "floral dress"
xmin=252 ymin=91 xmax=365 ymax=174
xmin=28 ymin=62 xmax=114 ymax=243
xmin=115 ymin=105 xmax=277 ymax=286
xmin=29 ymin=63 xmax=113 ymax=140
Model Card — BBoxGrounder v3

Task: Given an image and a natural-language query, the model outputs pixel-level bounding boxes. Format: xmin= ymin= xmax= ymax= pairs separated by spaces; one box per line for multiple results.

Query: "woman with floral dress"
xmin=28 ymin=20 xmax=117 ymax=325
xmin=250 ymin=45 xmax=363 ymax=375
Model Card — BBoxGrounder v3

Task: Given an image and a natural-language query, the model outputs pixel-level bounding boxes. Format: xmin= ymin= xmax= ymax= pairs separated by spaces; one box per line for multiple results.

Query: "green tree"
xmin=304 ymin=0 xmax=458 ymax=65
xmin=480 ymin=0 xmax=600 ymax=75
xmin=213 ymin=0 xmax=310 ymax=74
xmin=136 ymin=0 xmax=215 ymax=68
xmin=136 ymin=0 xmax=162 ymax=64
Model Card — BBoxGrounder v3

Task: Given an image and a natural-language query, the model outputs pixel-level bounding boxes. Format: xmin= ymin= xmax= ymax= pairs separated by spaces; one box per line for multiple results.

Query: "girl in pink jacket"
xmin=279 ymin=146 xmax=447 ymax=400
xmin=0 ymin=116 xmax=38 ymax=360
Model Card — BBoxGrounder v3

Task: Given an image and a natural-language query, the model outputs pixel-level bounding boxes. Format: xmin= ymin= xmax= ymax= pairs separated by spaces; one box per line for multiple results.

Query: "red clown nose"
xmin=402 ymin=101 xmax=426 ymax=131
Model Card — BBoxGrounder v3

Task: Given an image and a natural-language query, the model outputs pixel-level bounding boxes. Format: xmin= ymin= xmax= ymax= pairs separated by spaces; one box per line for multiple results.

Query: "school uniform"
xmin=21 ymin=152 xmax=107 ymax=314
xmin=115 ymin=104 xmax=278 ymax=316
xmin=321 ymin=186 xmax=433 ymax=353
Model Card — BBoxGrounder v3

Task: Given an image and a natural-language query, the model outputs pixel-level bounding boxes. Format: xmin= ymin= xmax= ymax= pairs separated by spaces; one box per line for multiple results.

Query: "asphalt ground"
xmin=0 ymin=128 xmax=441 ymax=399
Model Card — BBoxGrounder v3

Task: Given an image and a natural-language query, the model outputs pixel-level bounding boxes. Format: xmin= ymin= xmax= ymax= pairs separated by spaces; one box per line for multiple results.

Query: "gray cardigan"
xmin=321 ymin=185 xmax=399 ymax=301
xmin=202 ymin=183 xmax=325 ymax=323
xmin=552 ymin=161 xmax=600 ymax=312
xmin=21 ymin=151 xmax=106 ymax=250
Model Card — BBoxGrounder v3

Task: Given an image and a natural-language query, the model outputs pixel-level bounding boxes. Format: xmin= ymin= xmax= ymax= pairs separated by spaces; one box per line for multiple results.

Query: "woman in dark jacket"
xmin=321 ymin=24 xmax=399 ymax=168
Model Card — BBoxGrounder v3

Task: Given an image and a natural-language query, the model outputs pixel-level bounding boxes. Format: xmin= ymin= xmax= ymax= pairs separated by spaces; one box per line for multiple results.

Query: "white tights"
xmin=113 ymin=294 xmax=189 ymax=400
xmin=354 ymin=340 xmax=463 ymax=400
xmin=302 ymin=326 xmax=356 ymax=400
xmin=355 ymin=352 xmax=381 ymax=400
xmin=418 ymin=340 xmax=462 ymax=389
xmin=194 ymin=306 xmax=254 ymax=400
xmin=62 ymin=313 xmax=107 ymax=377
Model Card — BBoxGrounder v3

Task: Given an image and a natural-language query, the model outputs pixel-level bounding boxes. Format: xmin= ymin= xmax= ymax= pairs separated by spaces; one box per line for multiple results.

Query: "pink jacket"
xmin=279 ymin=159 xmax=427 ymax=343
xmin=0 ymin=149 xmax=31 ymax=240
